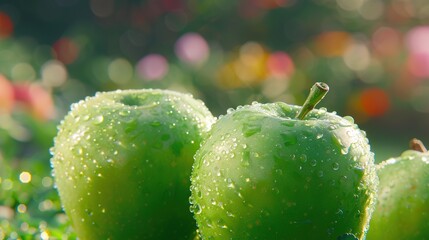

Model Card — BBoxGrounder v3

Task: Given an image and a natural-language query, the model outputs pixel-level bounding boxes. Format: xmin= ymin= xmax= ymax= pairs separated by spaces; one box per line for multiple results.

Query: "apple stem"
xmin=296 ymin=82 xmax=329 ymax=120
xmin=409 ymin=138 xmax=427 ymax=152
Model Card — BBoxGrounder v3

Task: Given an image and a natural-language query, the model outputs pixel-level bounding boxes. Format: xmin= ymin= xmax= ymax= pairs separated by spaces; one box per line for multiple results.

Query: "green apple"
xmin=367 ymin=139 xmax=429 ymax=240
xmin=190 ymin=82 xmax=378 ymax=240
xmin=51 ymin=89 xmax=215 ymax=239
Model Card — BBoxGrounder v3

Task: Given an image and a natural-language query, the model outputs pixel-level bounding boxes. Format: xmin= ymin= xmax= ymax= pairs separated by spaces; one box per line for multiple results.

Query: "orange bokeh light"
xmin=359 ymin=88 xmax=390 ymax=117
xmin=314 ymin=31 xmax=351 ymax=57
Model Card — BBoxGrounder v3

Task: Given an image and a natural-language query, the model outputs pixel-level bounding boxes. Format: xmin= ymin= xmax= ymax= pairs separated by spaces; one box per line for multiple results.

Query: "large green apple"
xmin=190 ymin=82 xmax=378 ymax=240
xmin=51 ymin=89 xmax=215 ymax=239
xmin=366 ymin=139 xmax=429 ymax=240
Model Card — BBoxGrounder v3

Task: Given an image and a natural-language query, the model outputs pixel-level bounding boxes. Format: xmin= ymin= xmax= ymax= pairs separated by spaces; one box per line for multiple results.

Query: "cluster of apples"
xmin=51 ymin=83 xmax=429 ymax=240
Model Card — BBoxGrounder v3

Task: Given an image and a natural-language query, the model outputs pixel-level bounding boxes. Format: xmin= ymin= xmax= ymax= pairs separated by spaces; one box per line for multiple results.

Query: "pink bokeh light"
xmin=266 ymin=51 xmax=295 ymax=79
xmin=405 ymin=26 xmax=429 ymax=78
xmin=372 ymin=27 xmax=401 ymax=56
xmin=137 ymin=54 xmax=169 ymax=80
xmin=405 ymin=26 xmax=429 ymax=54
xmin=175 ymin=33 xmax=209 ymax=65
xmin=407 ymin=53 xmax=429 ymax=78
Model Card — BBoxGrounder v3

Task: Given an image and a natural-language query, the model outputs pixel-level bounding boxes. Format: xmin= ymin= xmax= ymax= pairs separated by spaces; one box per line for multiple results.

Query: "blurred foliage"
xmin=0 ymin=0 xmax=429 ymax=238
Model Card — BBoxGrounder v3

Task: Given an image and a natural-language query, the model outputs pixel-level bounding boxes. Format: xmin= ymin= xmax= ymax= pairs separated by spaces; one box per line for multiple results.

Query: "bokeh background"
xmin=1 ymin=0 xmax=429 ymax=238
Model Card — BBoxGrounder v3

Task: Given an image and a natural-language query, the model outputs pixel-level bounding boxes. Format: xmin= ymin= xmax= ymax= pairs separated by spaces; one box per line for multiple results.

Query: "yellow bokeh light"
xmin=19 ymin=171 xmax=32 ymax=183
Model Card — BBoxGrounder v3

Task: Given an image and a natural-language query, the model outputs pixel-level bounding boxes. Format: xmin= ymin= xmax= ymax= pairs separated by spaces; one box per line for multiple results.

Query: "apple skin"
xmin=366 ymin=149 xmax=429 ymax=240
xmin=190 ymin=102 xmax=378 ymax=240
xmin=51 ymin=89 xmax=215 ymax=240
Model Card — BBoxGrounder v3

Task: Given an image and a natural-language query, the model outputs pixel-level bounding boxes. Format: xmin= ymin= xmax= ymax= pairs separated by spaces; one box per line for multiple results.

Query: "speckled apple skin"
xmin=190 ymin=102 xmax=378 ymax=240
xmin=367 ymin=150 xmax=429 ymax=240
xmin=51 ymin=89 xmax=215 ymax=240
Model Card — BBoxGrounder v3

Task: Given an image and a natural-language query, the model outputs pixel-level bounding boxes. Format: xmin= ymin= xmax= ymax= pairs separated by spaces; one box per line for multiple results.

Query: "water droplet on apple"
xmin=119 ymin=110 xmax=130 ymax=116
xmin=310 ymin=159 xmax=317 ymax=167
xmin=242 ymin=150 xmax=250 ymax=166
xmin=227 ymin=178 xmax=235 ymax=189
xmin=281 ymin=133 xmax=297 ymax=146
xmin=332 ymin=162 xmax=340 ymax=170
xmin=192 ymin=203 xmax=202 ymax=215
xmin=341 ymin=146 xmax=350 ymax=155
xmin=75 ymin=147 xmax=83 ymax=156
xmin=300 ymin=154 xmax=307 ymax=163
xmin=328 ymin=124 xmax=337 ymax=130
xmin=226 ymin=211 xmax=235 ymax=218
xmin=94 ymin=115 xmax=104 ymax=124
xmin=217 ymin=218 xmax=228 ymax=229
xmin=74 ymin=116 xmax=81 ymax=123
xmin=316 ymin=133 xmax=324 ymax=139
xmin=242 ymin=122 xmax=261 ymax=137
xmin=272 ymin=187 xmax=280 ymax=194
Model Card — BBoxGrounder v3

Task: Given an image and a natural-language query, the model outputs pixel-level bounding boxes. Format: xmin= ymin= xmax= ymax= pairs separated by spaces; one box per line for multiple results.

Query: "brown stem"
xmin=409 ymin=138 xmax=427 ymax=153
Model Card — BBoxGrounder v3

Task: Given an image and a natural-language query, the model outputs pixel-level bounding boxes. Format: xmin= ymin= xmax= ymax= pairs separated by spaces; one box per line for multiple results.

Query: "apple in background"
xmin=190 ymin=82 xmax=378 ymax=240
xmin=51 ymin=89 xmax=215 ymax=239
xmin=367 ymin=138 xmax=429 ymax=240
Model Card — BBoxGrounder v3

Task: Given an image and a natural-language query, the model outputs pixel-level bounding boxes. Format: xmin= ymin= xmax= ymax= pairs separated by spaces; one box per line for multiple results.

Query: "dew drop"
xmin=332 ymin=162 xmax=340 ymax=171
xmin=75 ymin=147 xmax=83 ymax=156
xmin=242 ymin=151 xmax=250 ymax=166
xmin=272 ymin=187 xmax=280 ymax=194
xmin=341 ymin=147 xmax=349 ymax=155
xmin=328 ymin=124 xmax=337 ymax=130
xmin=192 ymin=204 xmax=202 ymax=214
xmin=217 ymin=218 xmax=228 ymax=229
xmin=243 ymin=122 xmax=262 ymax=137
xmin=281 ymin=133 xmax=297 ymax=146
xmin=316 ymin=133 xmax=324 ymax=139
xmin=74 ymin=116 xmax=81 ymax=123
xmin=227 ymin=180 xmax=235 ymax=189
xmin=119 ymin=110 xmax=130 ymax=116
xmin=226 ymin=211 xmax=235 ymax=218
xmin=94 ymin=115 xmax=104 ymax=124
xmin=300 ymin=154 xmax=307 ymax=163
